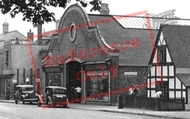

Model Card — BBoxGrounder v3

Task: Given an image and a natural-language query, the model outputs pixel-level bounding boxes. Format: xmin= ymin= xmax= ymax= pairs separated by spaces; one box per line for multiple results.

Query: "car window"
xmin=54 ymin=89 xmax=66 ymax=94
xmin=22 ymin=87 xmax=34 ymax=91
xmin=46 ymin=88 xmax=51 ymax=94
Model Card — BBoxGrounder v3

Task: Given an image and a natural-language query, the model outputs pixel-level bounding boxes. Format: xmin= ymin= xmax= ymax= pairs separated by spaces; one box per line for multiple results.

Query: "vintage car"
xmin=37 ymin=86 xmax=68 ymax=108
xmin=14 ymin=85 xmax=38 ymax=104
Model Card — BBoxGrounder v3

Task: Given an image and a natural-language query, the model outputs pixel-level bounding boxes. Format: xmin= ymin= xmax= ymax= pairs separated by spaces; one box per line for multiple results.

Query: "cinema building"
xmin=41 ymin=4 xmax=158 ymax=105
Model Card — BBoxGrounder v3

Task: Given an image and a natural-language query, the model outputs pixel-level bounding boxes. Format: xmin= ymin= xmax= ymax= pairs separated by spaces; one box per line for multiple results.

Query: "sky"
xmin=0 ymin=0 xmax=189 ymax=38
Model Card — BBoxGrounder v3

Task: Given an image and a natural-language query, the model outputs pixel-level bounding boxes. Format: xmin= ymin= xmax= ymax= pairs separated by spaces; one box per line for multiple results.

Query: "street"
xmin=0 ymin=102 xmax=171 ymax=119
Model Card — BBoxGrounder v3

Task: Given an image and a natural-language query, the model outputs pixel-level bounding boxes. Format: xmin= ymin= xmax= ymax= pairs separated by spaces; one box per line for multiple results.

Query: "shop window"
xmin=46 ymin=73 xmax=61 ymax=86
xmin=86 ymin=70 xmax=109 ymax=101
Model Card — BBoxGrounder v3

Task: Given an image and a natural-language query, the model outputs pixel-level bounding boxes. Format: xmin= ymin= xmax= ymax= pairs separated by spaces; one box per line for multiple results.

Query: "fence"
xmin=123 ymin=96 xmax=185 ymax=111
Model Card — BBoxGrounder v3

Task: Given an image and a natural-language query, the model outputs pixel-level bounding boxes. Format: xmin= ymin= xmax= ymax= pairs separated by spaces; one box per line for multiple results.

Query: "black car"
xmin=14 ymin=85 xmax=38 ymax=104
xmin=37 ymin=86 xmax=68 ymax=108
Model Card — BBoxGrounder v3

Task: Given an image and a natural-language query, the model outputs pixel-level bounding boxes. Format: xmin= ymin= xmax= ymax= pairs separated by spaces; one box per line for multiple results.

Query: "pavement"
xmin=0 ymin=100 xmax=190 ymax=119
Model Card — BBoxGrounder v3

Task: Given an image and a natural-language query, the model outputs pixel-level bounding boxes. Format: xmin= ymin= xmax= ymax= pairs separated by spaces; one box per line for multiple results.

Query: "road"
xmin=0 ymin=102 xmax=170 ymax=119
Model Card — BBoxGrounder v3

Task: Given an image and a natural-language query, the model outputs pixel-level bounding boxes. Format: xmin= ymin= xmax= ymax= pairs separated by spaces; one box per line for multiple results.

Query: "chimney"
xmin=27 ymin=29 xmax=34 ymax=42
xmin=37 ymin=24 xmax=42 ymax=45
xmin=55 ymin=19 xmax=60 ymax=30
xmin=99 ymin=3 xmax=110 ymax=15
xmin=3 ymin=22 xmax=9 ymax=34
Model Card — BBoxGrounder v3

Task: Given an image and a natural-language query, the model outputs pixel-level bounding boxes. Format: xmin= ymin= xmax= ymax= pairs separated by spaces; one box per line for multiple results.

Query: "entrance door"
xmin=156 ymin=81 xmax=169 ymax=99
xmin=66 ymin=61 xmax=81 ymax=102
xmin=5 ymin=78 xmax=11 ymax=100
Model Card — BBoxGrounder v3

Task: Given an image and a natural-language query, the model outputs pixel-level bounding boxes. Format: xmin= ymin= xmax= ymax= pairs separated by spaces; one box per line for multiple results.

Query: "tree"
xmin=0 ymin=0 xmax=102 ymax=26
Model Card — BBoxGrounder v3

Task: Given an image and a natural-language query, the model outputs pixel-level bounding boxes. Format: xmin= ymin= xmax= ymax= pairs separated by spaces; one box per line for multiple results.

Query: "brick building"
xmin=41 ymin=4 xmax=158 ymax=105
xmin=0 ymin=22 xmax=49 ymax=99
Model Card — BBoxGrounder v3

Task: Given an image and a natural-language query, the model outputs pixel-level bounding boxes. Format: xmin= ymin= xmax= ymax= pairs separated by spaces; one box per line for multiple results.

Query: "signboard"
xmin=124 ymin=72 xmax=137 ymax=76
xmin=44 ymin=67 xmax=61 ymax=73
xmin=3 ymin=70 xmax=14 ymax=75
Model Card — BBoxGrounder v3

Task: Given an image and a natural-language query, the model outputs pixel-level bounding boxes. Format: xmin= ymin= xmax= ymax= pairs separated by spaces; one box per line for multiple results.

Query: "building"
xmin=0 ymin=22 xmax=49 ymax=99
xmin=41 ymin=4 xmax=158 ymax=105
xmin=0 ymin=22 xmax=26 ymax=99
xmin=147 ymin=25 xmax=190 ymax=110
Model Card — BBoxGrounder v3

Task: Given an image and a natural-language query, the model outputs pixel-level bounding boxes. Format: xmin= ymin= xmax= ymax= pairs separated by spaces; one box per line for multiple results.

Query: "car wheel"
xmin=63 ymin=104 xmax=67 ymax=108
xmin=22 ymin=99 xmax=25 ymax=104
xmin=15 ymin=100 xmax=18 ymax=104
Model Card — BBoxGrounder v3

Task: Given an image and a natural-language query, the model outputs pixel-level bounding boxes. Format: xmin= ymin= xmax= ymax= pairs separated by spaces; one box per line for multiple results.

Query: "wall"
xmin=119 ymin=66 xmax=147 ymax=96
xmin=9 ymin=44 xmax=48 ymax=98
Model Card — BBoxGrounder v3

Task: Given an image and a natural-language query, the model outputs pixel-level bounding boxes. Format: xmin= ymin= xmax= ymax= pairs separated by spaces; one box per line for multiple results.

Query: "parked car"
xmin=37 ymin=86 xmax=68 ymax=108
xmin=14 ymin=85 xmax=38 ymax=104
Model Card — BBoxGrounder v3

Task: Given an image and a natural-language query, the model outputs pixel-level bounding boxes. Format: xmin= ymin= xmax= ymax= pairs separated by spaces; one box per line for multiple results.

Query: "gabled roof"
xmin=0 ymin=30 xmax=26 ymax=41
xmin=88 ymin=14 xmax=158 ymax=66
xmin=0 ymin=30 xmax=26 ymax=49
xmin=177 ymin=74 xmax=190 ymax=87
xmin=160 ymin=25 xmax=190 ymax=67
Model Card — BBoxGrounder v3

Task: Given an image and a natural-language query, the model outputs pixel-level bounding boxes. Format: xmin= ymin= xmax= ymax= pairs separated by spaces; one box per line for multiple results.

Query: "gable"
xmin=158 ymin=32 xmax=166 ymax=46
xmin=161 ymin=25 xmax=190 ymax=67
xmin=0 ymin=30 xmax=26 ymax=41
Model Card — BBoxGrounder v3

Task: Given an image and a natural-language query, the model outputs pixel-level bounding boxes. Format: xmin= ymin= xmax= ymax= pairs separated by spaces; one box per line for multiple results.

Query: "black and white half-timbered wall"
xmin=147 ymin=25 xmax=190 ymax=110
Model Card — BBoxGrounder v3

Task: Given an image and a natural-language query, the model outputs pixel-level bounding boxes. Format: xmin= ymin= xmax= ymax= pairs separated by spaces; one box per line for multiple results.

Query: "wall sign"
xmin=124 ymin=72 xmax=137 ymax=75
xmin=3 ymin=70 xmax=14 ymax=75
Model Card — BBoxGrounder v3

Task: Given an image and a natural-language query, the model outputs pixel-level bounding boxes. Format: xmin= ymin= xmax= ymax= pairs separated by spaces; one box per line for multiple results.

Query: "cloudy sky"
xmin=0 ymin=0 xmax=189 ymax=37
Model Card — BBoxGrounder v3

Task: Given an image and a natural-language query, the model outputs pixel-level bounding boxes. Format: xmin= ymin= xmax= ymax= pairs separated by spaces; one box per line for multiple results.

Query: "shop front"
xmin=0 ymin=73 xmax=14 ymax=100
xmin=42 ymin=66 xmax=63 ymax=87
xmin=81 ymin=62 xmax=110 ymax=103
xmin=42 ymin=4 xmax=122 ymax=105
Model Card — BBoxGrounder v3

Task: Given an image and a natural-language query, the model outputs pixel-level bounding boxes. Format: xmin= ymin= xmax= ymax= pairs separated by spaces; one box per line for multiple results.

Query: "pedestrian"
xmin=154 ymin=91 xmax=162 ymax=98
xmin=132 ymin=85 xmax=139 ymax=96
xmin=75 ymin=86 xmax=81 ymax=102
xmin=71 ymin=86 xmax=77 ymax=100
xmin=128 ymin=87 xmax=134 ymax=96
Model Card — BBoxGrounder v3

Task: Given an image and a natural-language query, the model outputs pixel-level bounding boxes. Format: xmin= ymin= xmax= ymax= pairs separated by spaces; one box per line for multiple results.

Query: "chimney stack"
xmin=99 ymin=3 xmax=110 ymax=15
xmin=3 ymin=22 xmax=9 ymax=34
xmin=37 ymin=24 xmax=42 ymax=45
xmin=55 ymin=19 xmax=60 ymax=30
xmin=27 ymin=29 xmax=34 ymax=42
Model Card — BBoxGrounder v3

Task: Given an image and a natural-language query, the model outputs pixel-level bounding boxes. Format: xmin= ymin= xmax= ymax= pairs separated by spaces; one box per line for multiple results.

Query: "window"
xmin=69 ymin=23 xmax=76 ymax=42
xmin=157 ymin=46 xmax=166 ymax=63
xmin=46 ymin=73 xmax=61 ymax=86
xmin=4 ymin=50 xmax=9 ymax=64
xmin=86 ymin=70 xmax=109 ymax=101
xmin=54 ymin=89 xmax=66 ymax=94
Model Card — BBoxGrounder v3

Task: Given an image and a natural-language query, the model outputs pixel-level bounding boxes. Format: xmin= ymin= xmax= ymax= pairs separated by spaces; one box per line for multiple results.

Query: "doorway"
xmin=66 ymin=61 xmax=81 ymax=102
